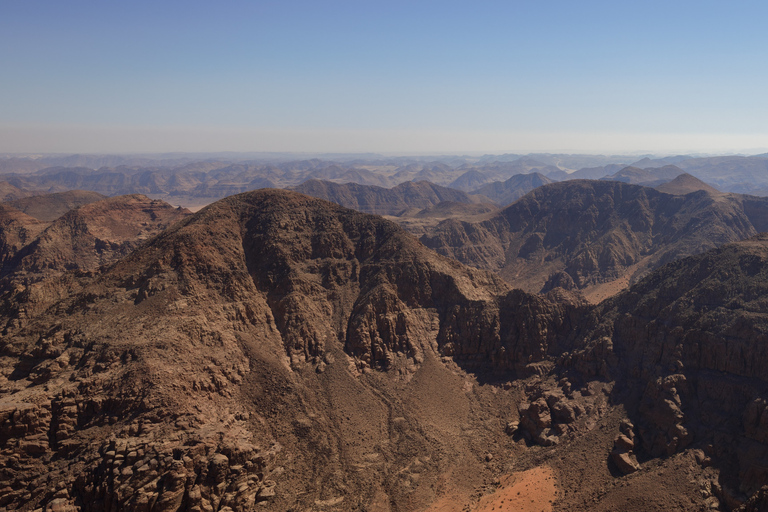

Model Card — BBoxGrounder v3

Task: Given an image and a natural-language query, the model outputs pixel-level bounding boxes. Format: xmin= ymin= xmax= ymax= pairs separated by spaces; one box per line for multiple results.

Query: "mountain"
xmin=292 ymin=179 xmax=476 ymax=216
xmin=472 ymin=157 xmax=562 ymax=182
xmin=448 ymin=170 xmax=491 ymax=191
xmin=7 ymin=190 xmax=107 ymax=221
xmin=564 ymin=163 xmax=625 ymax=180
xmin=421 ymin=180 xmax=766 ymax=300
xmin=629 ymin=155 xmax=694 ymax=168
xmin=0 ymin=204 xmax=45 ymax=274
xmin=655 ymin=173 xmax=720 ymax=195
xmin=0 ymin=194 xmax=191 ymax=330
xmin=573 ymin=234 xmax=768 ymax=505
xmin=470 ymin=172 xmax=554 ymax=207
xmin=0 ymin=189 xmax=551 ymax=511
xmin=1 ymin=188 xmax=767 ymax=510
xmin=0 ymin=181 xmax=34 ymax=202
xmin=675 ymin=156 xmax=768 ymax=194
xmin=413 ymin=201 xmax=498 ymax=218
xmin=603 ymin=165 xmax=686 ymax=186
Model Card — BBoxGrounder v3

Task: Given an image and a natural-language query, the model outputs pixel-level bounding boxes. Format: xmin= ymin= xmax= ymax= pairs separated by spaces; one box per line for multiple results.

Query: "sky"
xmin=1 ymin=0 xmax=768 ymax=155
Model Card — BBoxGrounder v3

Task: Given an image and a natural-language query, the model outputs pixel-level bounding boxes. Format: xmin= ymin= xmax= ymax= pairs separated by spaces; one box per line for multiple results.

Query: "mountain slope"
xmin=655 ymin=173 xmax=720 ymax=195
xmin=567 ymin=234 xmax=768 ymax=504
xmin=0 ymin=195 xmax=191 ymax=331
xmin=470 ymin=172 xmax=554 ymax=206
xmin=292 ymin=179 xmax=476 ymax=216
xmin=421 ymin=180 xmax=764 ymax=298
xmin=7 ymin=190 xmax=107 ymax=222
xmin=0 ymin=181 xmax=34 ymax=202
xmin=0 ymin=204 xmax=45 ymax=273
xmin=0 ymin=189 xmax=557 ymax=511
xmin=1 ymin=189 xmax=766 ymax=510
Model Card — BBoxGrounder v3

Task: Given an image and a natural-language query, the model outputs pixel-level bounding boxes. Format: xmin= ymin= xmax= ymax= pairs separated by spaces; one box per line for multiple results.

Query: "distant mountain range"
xmin=4 ymin=153 xmax=767 ymax=206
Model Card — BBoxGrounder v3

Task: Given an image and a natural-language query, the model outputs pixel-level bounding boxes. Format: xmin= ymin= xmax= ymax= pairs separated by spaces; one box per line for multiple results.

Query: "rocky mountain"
xmin=0 ymin=189 xmax=554 ymax=511
xmin=413 ymin=201 xmax=498 ymax=218
xmin=470 ymin=172 xmax=554 ymax=207
xmin=448 ymin=170 xmax=492 ymax=191
xmin=470 ymin=158 xmax=562 ymax=182
xmin=566 ymin=234 xmax=768 ymax=508
xmin=561 ymin=163 xmax=626 ymax=180
xmin=0 ymin=182 xmax=33 ymax=202
xmin=603 ymin=165 xmax=688 ymax=186
xmin=7 ymin=190 xmax=107 ymax=222
xmin=0 ymin=204 xmax=45 ymax=274
xmin=655 ymin=173 xmax=720 ymax=195
xmin=421 ymin=180 xmax=768 ymax=300
xmin=292 ymin=179 xmax=479 ymax=216
xmin=1 ymin=188 xmax=768 ymax=511
xmin=629 ymin=155 xmax=694 ymax=168
xmin=0 ymin=194 xmax=191 ymax=330
xmin=676 ymin=156 xmax=768 ymax=194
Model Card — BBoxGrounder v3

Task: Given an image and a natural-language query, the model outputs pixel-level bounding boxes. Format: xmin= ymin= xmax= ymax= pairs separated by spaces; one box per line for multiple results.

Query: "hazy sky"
xmin=2 ymin=0 xmax=767 ymax=154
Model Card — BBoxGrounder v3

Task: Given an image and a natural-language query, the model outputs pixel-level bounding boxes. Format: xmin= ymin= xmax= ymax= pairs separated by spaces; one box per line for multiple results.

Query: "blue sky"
xmin=2 ymin=0 xmax=767 ymax=154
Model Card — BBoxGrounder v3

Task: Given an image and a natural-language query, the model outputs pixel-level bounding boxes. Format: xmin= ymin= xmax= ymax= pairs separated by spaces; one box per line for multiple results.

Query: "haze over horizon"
xmin=2 ymin=0 xmax=767 ymax=154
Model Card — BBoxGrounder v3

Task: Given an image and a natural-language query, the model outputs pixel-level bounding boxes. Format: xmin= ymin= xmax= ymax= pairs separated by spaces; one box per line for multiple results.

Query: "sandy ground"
xmin=582 ymin=275 xmax=632 ymax=304
xmin=582 ymin=260 xmax=651 ymax=304
xmin=425 ymin=466 xmax=557 ymax=512
xmin=475 ymin=466 xmax=557 ymax=512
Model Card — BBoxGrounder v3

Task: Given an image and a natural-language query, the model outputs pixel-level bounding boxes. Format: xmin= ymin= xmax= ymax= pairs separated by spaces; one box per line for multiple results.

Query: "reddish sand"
xmin=426 ymin=466 xmax=557 ymax=512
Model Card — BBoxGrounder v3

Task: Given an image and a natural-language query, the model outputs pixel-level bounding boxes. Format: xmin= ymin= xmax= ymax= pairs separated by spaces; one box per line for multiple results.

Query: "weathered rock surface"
xmin=292 ymin=179 xmax=478 ymax=216
xmin=421 ymin=180 xmax=768 ymax=297
xmin=567 ymin=233 xmax=768 ymax=498
xmin=0 ymin=204 xmax=45 ymax=273
xmin=470 ymin=172 xmax=554 ymax=207
xmin=0 ymin=194 xmax=191 ymax=332
xmin=1 ymin=188 xmax=767 ymax=511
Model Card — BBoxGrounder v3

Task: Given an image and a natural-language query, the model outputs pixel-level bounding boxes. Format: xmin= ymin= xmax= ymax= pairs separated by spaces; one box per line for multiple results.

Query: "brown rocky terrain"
xmin=470 ymin=172 xmax=554 ymax=207
xmin=291 ymin=179 xmax=483 ymax=216
xmin=421 ymin=180 xmax=768 ymax=299
xmin=655 ymin=173 xmax=721 ymax=195
xmin=560 ymin=233 xmax=768 ymax=509
xmin=0 ymin=189 xmax=766 ymax=511
xmin=0 ymin=182 xmax=33 ymax=203
xmin=0 ymin=205 xmax=46 ymax=274
xmin=603 ymin=165 xmax=686 ymax=186
xmin=7 ymin=190 xmax=107 ymax=222
xmin=0 ymin=194 xmax=191 ymax=331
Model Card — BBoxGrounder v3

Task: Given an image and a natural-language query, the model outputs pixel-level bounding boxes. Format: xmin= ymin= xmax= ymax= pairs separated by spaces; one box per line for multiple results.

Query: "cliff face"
xmin=561 ymin=234 xmax=768 ymax=499
xmin=422 ymin=180 xmax=763 ymax=297
xmin=0 ymin=204 xmax=45 ymax=274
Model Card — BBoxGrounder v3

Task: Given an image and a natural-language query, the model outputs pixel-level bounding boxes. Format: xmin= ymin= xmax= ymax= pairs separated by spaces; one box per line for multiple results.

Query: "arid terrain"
xmin=1 ymin=153 xmax=768 ymax=511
